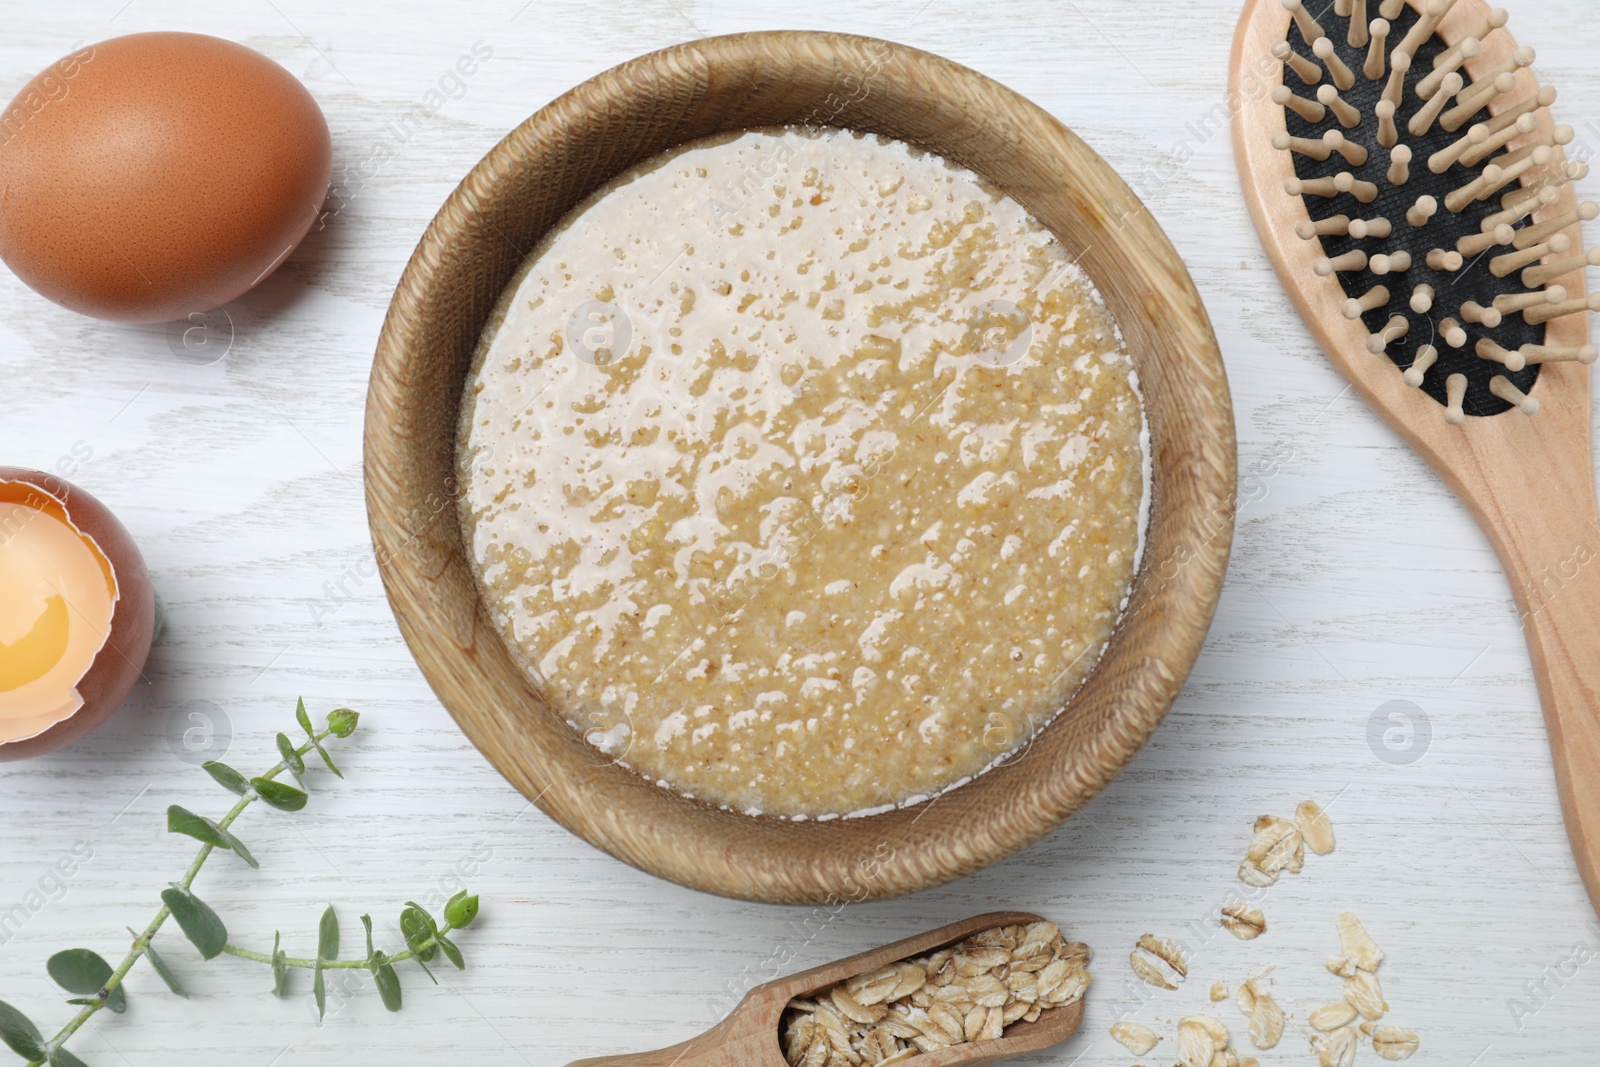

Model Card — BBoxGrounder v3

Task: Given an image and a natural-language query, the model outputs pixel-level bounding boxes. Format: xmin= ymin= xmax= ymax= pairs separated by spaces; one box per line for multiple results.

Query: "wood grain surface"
xmin=1 ymin=1 xmax=1598 ymax=1065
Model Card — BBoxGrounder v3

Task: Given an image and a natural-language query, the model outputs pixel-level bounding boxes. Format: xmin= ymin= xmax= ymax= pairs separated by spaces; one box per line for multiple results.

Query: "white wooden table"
xmin=3 ymin=1 xmax=1598 ymax=1063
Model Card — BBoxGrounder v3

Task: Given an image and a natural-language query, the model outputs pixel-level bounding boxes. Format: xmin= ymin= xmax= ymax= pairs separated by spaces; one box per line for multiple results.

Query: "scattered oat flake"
xmin=1110 ymin=1021 xmax=1161 ymax=1055
xmin=1220 ymin=901 xmax=1266 ymax=940
xmin=1210 ymin=977 xmax=1228 ymax=1001
xmin=1311 ymin=1025 xmax=1358 ymax=1067
xmin=1325 ymin=955 xmax=1358 ymax=978
xmin=1248 ymin=815 xmax=1304 ymax=875
xmin=1177 ymin=1015 xmax=1227 ymax=1067
xmin=1130 ymin=933 xmax=1186 ymax=989
xmin=1372 ymin=1025 xmax=1420 ymax=1060
xmin=1234 ymin=967 xmax=1272 ymax=1016
xmin=1130 ymin=952 xmax=1177 ymax=990
xmin=1344 ymin=969 xmax=1387 ymax=1020
xmin=1237 ymin=858 xmax=1277 ymax=887
xmin=1247 ymin=988 xmax=1284 ymax=1050
xmin=1335 ymin=912 xmax=1384 ymax=972
xmin=1296 ymin=798 xmax=1335 ymax=854
xmin=1139 ymin=933 xmax=1188 ymax=975
xmin=1309 ymin=1000 xmax=1358 ymax=1032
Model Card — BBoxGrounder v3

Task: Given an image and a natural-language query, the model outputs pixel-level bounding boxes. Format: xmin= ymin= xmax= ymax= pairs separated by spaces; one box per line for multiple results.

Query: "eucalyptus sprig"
xmin=0 ymin=702 xmax=481 ymax=1067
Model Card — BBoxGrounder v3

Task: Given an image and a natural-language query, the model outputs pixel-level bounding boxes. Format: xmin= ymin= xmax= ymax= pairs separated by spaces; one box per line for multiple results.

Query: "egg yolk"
xmin=0 ymin=482 xmax=119 ymax=744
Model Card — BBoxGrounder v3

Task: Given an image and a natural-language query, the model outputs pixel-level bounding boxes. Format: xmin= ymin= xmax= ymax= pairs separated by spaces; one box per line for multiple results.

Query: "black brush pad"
xmin=1284 ymin=7 xmax=1544 ymax=417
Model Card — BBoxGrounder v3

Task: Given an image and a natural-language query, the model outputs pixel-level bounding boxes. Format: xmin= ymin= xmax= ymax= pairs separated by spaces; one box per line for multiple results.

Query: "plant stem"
xmin=219 ymin=921 xmax=459 ymax=969
xmin=27 ymin=730 xmax=332 ymax=1066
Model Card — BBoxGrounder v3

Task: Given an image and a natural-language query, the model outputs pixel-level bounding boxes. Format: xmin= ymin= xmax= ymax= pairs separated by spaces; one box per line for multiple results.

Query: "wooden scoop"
xmin=564 ymin=912 xmax=1086 ymax=1067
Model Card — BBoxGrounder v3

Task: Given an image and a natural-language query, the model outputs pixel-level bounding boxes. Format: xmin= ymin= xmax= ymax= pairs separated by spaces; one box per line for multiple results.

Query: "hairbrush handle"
xmin=1479 ymin=463 xmax=1600 ymax=914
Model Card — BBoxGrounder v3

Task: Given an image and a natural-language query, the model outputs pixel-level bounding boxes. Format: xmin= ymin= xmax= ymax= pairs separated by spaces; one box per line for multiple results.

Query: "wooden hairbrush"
xmin=1233 ymin=0 xmax=1600 ymax=916
xmin=564 ymin=912 xmax=1084 ymax=1067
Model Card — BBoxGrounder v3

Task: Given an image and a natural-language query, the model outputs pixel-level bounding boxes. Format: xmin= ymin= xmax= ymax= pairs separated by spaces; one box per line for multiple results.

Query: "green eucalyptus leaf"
xmin=47 ymin=1046 xmax=91 ymax=1067
xmin=326 ymin=708 xmax=359 ymax=738
xmin=313 ymin=963 xmax=326 ymax=1021
xmin=165 ymin=806 xmax=258 ymax=869
xmin=308 ymin=736 xmax=343 ymax=779
xmin=276 ymin=733 xmax=306 ymax=779
xmin=371 ymin=956 xmax=402 ymax=1012
xmin=444 ymin=891 xmax=480 ymax=929
xmin=129 ymin=929 xmax=186 ymax=999
xmin=46 ymin=949 xmax=124 ymax=1013
xmin=361 ymin=914 xmax=375 ymax=961
xmin=0 ymin=999 xmax=45 ymax=1059
xmin=271 ymin=932 xmax=287 ymax=998
xmin=251 ymin=778 xmax=308 ymax=812
xmin=201 ymin=760 xmax=250 ymax=796
xmin=296 ymin=697 xmax=314 ymax=737
xmin=436 ymin=935 xmax=464 ymax=970
xmin=318 ymin=905 xmax=339 ymax=962
xmin=412 ymin=951 xmax=437 ymax=985
xmin=404 ymin=902 xmax=437 ymax=935
xmin=160 ymin=886 xmax=227 ymax=960
xmin=399 ymin=907 xmax=437 ymax=963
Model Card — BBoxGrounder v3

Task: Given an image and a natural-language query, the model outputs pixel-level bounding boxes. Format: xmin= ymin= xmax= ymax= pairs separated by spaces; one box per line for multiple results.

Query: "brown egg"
xmin=0 ymin=468 xmax=155 ymax=760
xmin=0 ymin=33 xmax=331 ymax=323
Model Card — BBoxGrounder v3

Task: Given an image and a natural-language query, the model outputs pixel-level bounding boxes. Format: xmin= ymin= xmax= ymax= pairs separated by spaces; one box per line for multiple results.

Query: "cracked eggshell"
xmin=0 ymin=467 xmax=154 ymax=760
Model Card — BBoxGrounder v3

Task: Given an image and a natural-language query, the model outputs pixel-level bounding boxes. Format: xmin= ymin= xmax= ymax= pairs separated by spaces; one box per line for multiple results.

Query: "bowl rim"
xmin=366 ymin=29 xmax=1236 ymax=904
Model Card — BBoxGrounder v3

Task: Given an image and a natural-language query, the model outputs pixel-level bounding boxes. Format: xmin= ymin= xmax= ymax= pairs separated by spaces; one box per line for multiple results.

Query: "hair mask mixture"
xmin=458 ymin=127 xmax=1146 ymax=817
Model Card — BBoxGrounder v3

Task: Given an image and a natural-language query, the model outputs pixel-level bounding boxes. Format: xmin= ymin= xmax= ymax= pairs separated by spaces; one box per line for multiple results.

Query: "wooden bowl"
xmin=365 ymin=31 xmax=1235 ymax=904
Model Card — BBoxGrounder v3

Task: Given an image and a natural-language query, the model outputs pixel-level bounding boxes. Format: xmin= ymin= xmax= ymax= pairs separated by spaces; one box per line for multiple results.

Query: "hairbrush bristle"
xmin=1439 ymin=318 xmax=1467 ymax=349
xmin=1403 ymin=343 xmax=1439 ymax=385
xmin=1272 ymin=0 xmax=1591 ymax=422
xmin=1489 ymin=374 xmax=1540 ymax=415
xmin=1387 ymin=144 xmax=1413 ymax=185
xmin=1346 ymin=284 xmax=1393 ymax=319
xmin=1415 ymin=35 xmax=1479 ymax=99
xmin=1315 ymin=36 xmax=1360 ymax=90
xmin=1406 ymin=194 xmax=1438 ymax=228
xmin=1409 ymin=72 xmax=1461 ymax=136
xmin=1426 ymin=248 xmax=1463 ymax=273
xmin=1369 ymin=314 xmax=1411 ymax=353
xmin=1455 ymin=223 xmax=1512 ymax=258
xmin=1442 ymin=68 xmax=1522 ymax=131
xmin=1370 ymin=250 xmax=1412 ymax=275
xmin=1444 ymin=373 xmax=1468 ymax=423
xmin=1349 ymin=0 xmax=1372 ymax=47
xmin=1273 ymin=84 xmax=1328 ymax=122
xmin=1495 ymin=285 xmax=1566 ymax=316
xmin=1365 ymin=19 xmax=1391 ymax=78
xmin=1522 ymin=246 xmax=1600 ymax=290
xmin=1282 ymin=0 xmax=1326 ymax=41
xmin=1437 ymin=7 xmax=1509 ymax=70
xmin=1350 ymin=215 xmax=1392 ymax=239
xmin=1395 ymin=0 xmax=1457 ymax=57
xmin=1491 ymin=233 xmax=1571 ymax=279
xmin=1319 ymin=83 xmax=1363 ymax=126
xmin=1461 ymin=300 xmax=1503 ymax=328
xmin=1512 ymin=201 xmax=1597 ymax=249
xmin=1477 ymin=337 xmax=1525 ymax=372
xmin=1523 ymin=294 xmax=1600 ymax=328
xmin=1521 ymin=341 xmax=1599 ymax=365
xmin=1274 ymin=40 xmax=1324 ymax=85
